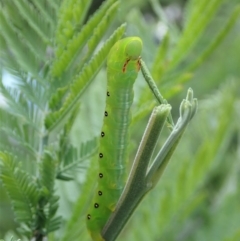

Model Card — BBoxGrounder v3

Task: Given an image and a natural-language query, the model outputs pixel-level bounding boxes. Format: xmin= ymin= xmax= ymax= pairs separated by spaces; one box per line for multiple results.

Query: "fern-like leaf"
xmin=75 ymin=1 xmax=120 ymax=72
xmin=39 ymin=151 xmax=57 ymax=196
xmin=48 ymin=86 xmax=69 ymax=111
xmin=45 ymin=23 xmax=126 ymax=132
xmin=57 ymin=137 xmax=98 ymax=180
xmin=15 ymin=76 xmax=47 ymax=110
xmin=11 ymin=0 xmax=51 ymax=43
xmin=0 ymin=10 xmax=39 ymax=76
xmin=0 ymin=126 xmax=36 ymax=158
xmin=31 ymin=0 xmax=56 ymax=28
xmin=0 ymin=152 xmax=39 ymax=229
xmin=51 ymin=0 xmax=119 ymax=77
xmin=0 ymin=83 xmax=31 ymax=124
xmin=60 ymin=156 xmax=99 ymax=241
xmin=46 ymin=216 xmax=62 ymax=233
xmin=1 ymin=3 xmax=46 ymax=63
xmin=55 ymin=0 xmax=92 ymax=55
xmin=37 ymin=151 xmax=61 ymax=234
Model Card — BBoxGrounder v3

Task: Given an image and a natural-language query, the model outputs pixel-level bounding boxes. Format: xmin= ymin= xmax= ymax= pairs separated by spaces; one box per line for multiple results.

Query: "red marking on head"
xmin=122 ymin=57 xmax=141 ymax=73
xmin=122 ymin=58 xmax=130 ymax=73
xmin=137 ymin=58 xmax=141 ymax=71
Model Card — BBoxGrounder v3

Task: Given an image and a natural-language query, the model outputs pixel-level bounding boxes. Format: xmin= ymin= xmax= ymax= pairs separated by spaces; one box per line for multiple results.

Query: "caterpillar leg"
xmin=87 ymin=216 xmax=106 ymax=241
xmin=89 ymin=231 xmax=105 ymax=241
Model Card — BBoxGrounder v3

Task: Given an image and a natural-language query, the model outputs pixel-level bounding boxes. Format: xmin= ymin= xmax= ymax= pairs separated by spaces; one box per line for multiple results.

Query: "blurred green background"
xmin=0 ymin=0 xmax=239 ymax=240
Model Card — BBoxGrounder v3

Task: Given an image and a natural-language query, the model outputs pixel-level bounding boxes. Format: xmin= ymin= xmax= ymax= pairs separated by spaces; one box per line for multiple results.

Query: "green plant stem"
xmin=101 ymin=89 xmax=197 ymax=241
xmin=101 ymin=104 xmax=171 ymax=241
xmin=140 ymin=59 xmax=174 ymax=130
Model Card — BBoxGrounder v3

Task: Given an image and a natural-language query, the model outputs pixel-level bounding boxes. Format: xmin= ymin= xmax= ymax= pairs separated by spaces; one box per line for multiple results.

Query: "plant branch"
xmin=101 ymin=89 xmax=197 ymax=241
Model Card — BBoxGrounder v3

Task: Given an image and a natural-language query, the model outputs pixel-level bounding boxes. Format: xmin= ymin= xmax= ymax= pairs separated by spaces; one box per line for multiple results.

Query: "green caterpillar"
xmin=86 ymin=37 xmax=142 ymax=241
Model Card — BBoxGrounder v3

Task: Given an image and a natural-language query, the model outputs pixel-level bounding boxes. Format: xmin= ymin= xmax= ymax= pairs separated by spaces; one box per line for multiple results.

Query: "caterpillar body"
xmin=86 ymin=37 xmax=143 ymax=241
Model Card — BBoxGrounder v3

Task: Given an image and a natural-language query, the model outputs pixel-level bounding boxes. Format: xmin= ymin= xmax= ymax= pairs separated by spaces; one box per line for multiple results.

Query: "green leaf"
xmin=56 ymin=137 xmax=98 ymax=180
xmin=31 ymin=0 xmax=56 ymax=28
xmin=0 ymin=10 xmax=39 ymax=76
xmin=11 ymin=0 xmax=51 ymax=43
xmin=55 ymin=0 xmax=92 ymax=55
xmin=52 ymin=0 xmax=120 ymax=77
xmin=39 ymin=151 xmax=57 ymax=195
xmin=76 ymin=1 xmax=120 ymax=71
xmin=60 ymin=156 xmax=98 ymax=241
xmin=0 ymin=152 xmax=39 ymax=226
xmin=45 ymin=23 xmax=126 ymax=132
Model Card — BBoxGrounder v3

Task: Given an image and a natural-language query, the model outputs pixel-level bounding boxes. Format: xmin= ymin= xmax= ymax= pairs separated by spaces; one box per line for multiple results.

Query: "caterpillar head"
xmin=107 ymin=37 xmax=143 ymax=66
xmin=124 ymin=37 xmax=143 ymax=60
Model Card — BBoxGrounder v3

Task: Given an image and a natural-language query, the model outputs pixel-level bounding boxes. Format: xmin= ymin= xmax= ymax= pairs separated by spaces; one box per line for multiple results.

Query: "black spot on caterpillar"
xmin=94 ymin=203 xmax=99 ymax=208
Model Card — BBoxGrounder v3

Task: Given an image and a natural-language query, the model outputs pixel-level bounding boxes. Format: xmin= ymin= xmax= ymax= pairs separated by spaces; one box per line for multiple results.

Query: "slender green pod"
xmin=86 ymin=37 xmax=142 ymax=241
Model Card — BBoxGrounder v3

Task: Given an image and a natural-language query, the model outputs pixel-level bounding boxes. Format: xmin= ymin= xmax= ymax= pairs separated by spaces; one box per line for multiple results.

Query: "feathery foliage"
xmin=51 ymin=0 xmax=120 ymax=77
xmin=45 ymin=24 xmax=126 ymax=132
xmin=0 ymin=0 xmax=124 ymax=239
xmin=56 ymin=136 xmax=98 ymax=180
xmin=59 ymin=156 xmax=99 ymax=241
xmin=0 ymin=152 xmax=39 ymax=226
xmin=0 ymin=0 xmax=239 ymax=240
